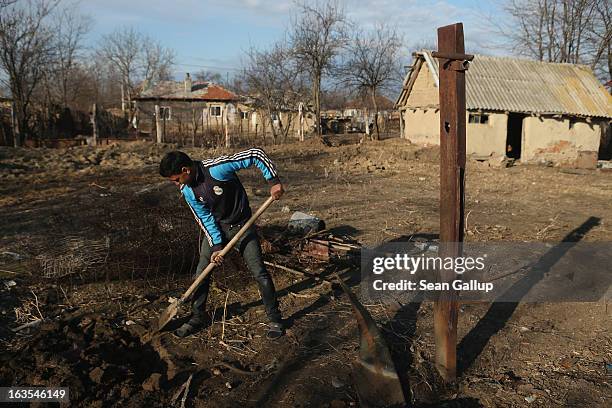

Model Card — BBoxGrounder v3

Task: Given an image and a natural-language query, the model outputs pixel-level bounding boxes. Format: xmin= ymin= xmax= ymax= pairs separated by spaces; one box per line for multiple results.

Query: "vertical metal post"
xmin=433 ymin=23 xmax=468 ymax=382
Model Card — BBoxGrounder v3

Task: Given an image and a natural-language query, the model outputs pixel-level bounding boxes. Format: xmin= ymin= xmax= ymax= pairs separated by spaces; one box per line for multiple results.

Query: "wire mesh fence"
xmin=29 ymin=187 xmax=203 ymax=285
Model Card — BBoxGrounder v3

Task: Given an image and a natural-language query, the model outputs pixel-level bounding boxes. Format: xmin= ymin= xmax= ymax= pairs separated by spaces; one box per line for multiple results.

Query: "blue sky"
xmin=79 ymin=0 xmax=507 ymax=79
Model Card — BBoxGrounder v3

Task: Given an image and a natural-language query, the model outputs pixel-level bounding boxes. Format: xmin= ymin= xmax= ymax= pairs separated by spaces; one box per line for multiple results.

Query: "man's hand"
xmin=210 ymin=251 xmax=224 ymax=265
xmin=270 ymin=183 xmax=284 ymax=200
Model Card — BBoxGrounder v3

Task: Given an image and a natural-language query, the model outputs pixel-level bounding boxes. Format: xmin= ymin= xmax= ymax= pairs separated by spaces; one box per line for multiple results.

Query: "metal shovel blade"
xmin=154 ymin=299 xmax=181 ymax=334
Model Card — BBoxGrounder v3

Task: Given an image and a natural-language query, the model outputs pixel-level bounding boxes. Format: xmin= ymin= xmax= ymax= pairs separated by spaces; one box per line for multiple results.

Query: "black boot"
xmin=256 ymin=278 xmax=282 ymax=324
xmin=267 ymin=321 xmax=284 ymax=340
xmin=175 ymin=313 xmax=208 ymax=338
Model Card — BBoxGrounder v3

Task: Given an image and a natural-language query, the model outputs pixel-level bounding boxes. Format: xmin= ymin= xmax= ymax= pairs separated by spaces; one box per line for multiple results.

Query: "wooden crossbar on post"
xmin=433 ymin=22 xmax=468 ymax=382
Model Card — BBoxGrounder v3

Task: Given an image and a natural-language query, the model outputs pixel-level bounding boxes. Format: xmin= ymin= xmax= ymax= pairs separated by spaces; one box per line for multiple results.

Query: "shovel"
xmin=153 ymin=195 xmax=276 ymax=334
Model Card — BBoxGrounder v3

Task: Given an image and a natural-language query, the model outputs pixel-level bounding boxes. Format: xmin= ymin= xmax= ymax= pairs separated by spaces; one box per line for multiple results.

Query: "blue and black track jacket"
xmin=180 ymin=148 xmax=280 ymax=252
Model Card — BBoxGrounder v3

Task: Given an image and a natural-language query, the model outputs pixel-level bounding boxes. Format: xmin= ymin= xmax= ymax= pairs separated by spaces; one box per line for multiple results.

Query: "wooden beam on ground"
xmin=433 ymin=22 xmax=468 ymax=382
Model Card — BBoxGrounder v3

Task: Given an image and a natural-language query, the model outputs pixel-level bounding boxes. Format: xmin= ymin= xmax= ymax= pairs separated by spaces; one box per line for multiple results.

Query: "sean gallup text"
xmin=372 ymin=279 xmax=494 ymax=293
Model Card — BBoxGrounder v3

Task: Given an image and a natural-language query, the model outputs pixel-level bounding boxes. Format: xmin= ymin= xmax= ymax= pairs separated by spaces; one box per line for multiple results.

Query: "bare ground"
xmin=0 ymin=136 xmax=610 ymax=407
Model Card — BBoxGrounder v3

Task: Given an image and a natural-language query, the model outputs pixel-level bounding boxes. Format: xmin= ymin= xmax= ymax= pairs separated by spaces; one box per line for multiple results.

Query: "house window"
xmin=159 ymin=106 xmax=171 ymax=120
xmin=240 ymin=111 xmax=249 ymax=120
xmin=468 ymin=113 xmax=489 ymax=124
xmin=210 ymin=106 xmax=222 ymax=117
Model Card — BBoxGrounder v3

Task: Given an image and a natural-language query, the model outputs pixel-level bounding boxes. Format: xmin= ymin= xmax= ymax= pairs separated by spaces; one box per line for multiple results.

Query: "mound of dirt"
xmin=0 ymin=314 xmax=185 ymax=407
xmin=0 ymin=142 xmax=172 ymax=180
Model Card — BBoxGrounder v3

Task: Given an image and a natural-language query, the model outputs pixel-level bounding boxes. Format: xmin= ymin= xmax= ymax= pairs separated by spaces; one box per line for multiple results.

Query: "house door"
xmin=506 ymin=113 xmax=524 ymax=159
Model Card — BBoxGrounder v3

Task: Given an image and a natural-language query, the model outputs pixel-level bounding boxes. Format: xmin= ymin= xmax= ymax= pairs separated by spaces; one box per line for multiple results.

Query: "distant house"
xmin=343 ymin=94 xmax=395 ymax=117
xmin=134 ymin=74 xmax=253 ymax=137
xmin=134 ymin=74 xmax=314 ymax=141
xmin=396 ymin=51 xmax=612 ymax=166
xmin=322 ymin=95 xmax=398 ymax=134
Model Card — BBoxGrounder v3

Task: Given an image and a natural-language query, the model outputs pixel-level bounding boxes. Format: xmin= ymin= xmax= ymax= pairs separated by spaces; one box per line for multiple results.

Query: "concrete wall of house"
xmin=399 ymin=58 xmax=607 ymax=166
xmin=403 ymin=108 xmax=439 ymax=145
xmin=250 ymin=109 xmax=316 ymax=139
xmin=136 ymin=100 xmax=232 ymax=135
xmin=403 ymin=108 xmax=507 ymax=156
xmin=522 ymin=116 xmax=602 ymax=166
xmin=466 ymin=112 xmax=507 ymax=157
xmin=404 ymin=63 xmax=439 ymax=108
xmin=401 ymin=62 xmax=507 ymax=156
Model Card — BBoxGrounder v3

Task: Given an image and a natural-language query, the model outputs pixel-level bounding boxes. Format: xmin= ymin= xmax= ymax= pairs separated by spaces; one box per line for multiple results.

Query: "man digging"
xmin=159 ymin=148 xmax=285 ymax=339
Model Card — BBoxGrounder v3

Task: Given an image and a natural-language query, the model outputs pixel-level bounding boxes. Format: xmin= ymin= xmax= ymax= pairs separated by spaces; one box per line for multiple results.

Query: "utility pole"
xmin=432 ymin=23 xmax=473 ymax=382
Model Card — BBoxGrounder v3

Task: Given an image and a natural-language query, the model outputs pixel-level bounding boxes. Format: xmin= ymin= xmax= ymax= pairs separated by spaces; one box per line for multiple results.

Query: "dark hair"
xmin=159 ymin=151 xmax=193 ymax=177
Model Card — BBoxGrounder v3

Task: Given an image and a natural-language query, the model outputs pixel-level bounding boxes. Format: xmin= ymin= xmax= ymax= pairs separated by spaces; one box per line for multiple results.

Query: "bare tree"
xmin=0 ymin=0 xmax=59 ymax=146
xmin=98 ymin=27 xmax=140 ymax=115
xmin=98 ymin=27 xmax=175 ymax=120
xmin=194 ymin=70 xmax=223 ymax=83
xmin=241 ymin=42 xmax=306 ymax=143
xmin=289 ymin=0 xmax=348 ymax=136
xmin=503 ymin=0 xmax=611 ymax=81
xmin=338 ymin=24 xmax=403 ymax=140
xmin=86 ymin=54 xmax=122 ymax=107
xmin=587 ymin=0 xmax=611 ymax=80
xmin=142 ymin=41 xmax=175 ymax=82
xmin=49 ymin=8 xmax=90 ymax=109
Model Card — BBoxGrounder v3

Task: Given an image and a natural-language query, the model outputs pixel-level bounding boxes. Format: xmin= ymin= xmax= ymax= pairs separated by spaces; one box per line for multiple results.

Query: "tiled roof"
xmin=136 ymin=80 xmax=240 ymax=101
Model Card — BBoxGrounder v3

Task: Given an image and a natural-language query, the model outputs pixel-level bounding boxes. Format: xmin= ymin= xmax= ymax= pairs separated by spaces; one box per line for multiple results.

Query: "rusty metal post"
xmin=433 ymin=23 xmax=469 ymax=382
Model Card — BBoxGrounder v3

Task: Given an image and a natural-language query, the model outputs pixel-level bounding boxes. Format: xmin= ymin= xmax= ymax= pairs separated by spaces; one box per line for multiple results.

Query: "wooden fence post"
xmin=433 ymin=22 xmax=470 ymax=382
xmin=91 ymin=103 xmax=98 ymax=146
xmin=224 ymin=105 xmax=230 ymax=148
xmin=298 ymin=102 xmax=305 ymax=142
xmin=155 ymin=104 xmax=163 ymax=144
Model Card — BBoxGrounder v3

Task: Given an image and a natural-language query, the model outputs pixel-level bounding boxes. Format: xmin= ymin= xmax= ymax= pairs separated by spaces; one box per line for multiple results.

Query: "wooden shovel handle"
xmin=181 ymin=195 xmax=276 ymax=302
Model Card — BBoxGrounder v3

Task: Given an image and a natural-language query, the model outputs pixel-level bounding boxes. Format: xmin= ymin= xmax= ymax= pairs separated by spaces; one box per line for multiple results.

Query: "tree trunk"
xmin=371 ymin=88 xmax=380 ymax=141
xmin=121 ymin=82 xmax=126 ymax=112
xmin=313 ymin=74 xmax=321 ymax=136
xmin=14 ymin=102 xmax=28 ymax=147
xmin=10 ymin=101 xmax=20 ymax=148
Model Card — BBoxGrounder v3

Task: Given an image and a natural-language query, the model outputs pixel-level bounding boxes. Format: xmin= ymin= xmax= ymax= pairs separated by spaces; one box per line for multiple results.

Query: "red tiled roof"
xmin=202 ymin=84 xmax=237 ymax=100
xmin=135 ymin=80 xmax=240 ymax=101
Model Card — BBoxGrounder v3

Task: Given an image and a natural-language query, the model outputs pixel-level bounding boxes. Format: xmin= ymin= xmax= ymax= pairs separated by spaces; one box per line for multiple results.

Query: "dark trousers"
xmin=191 ymin=223 xmax=282 ymax=323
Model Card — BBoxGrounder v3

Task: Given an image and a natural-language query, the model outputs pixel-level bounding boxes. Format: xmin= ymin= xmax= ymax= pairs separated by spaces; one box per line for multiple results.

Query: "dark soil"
xmin=0 ymin=137 xmax=610 ymax=407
